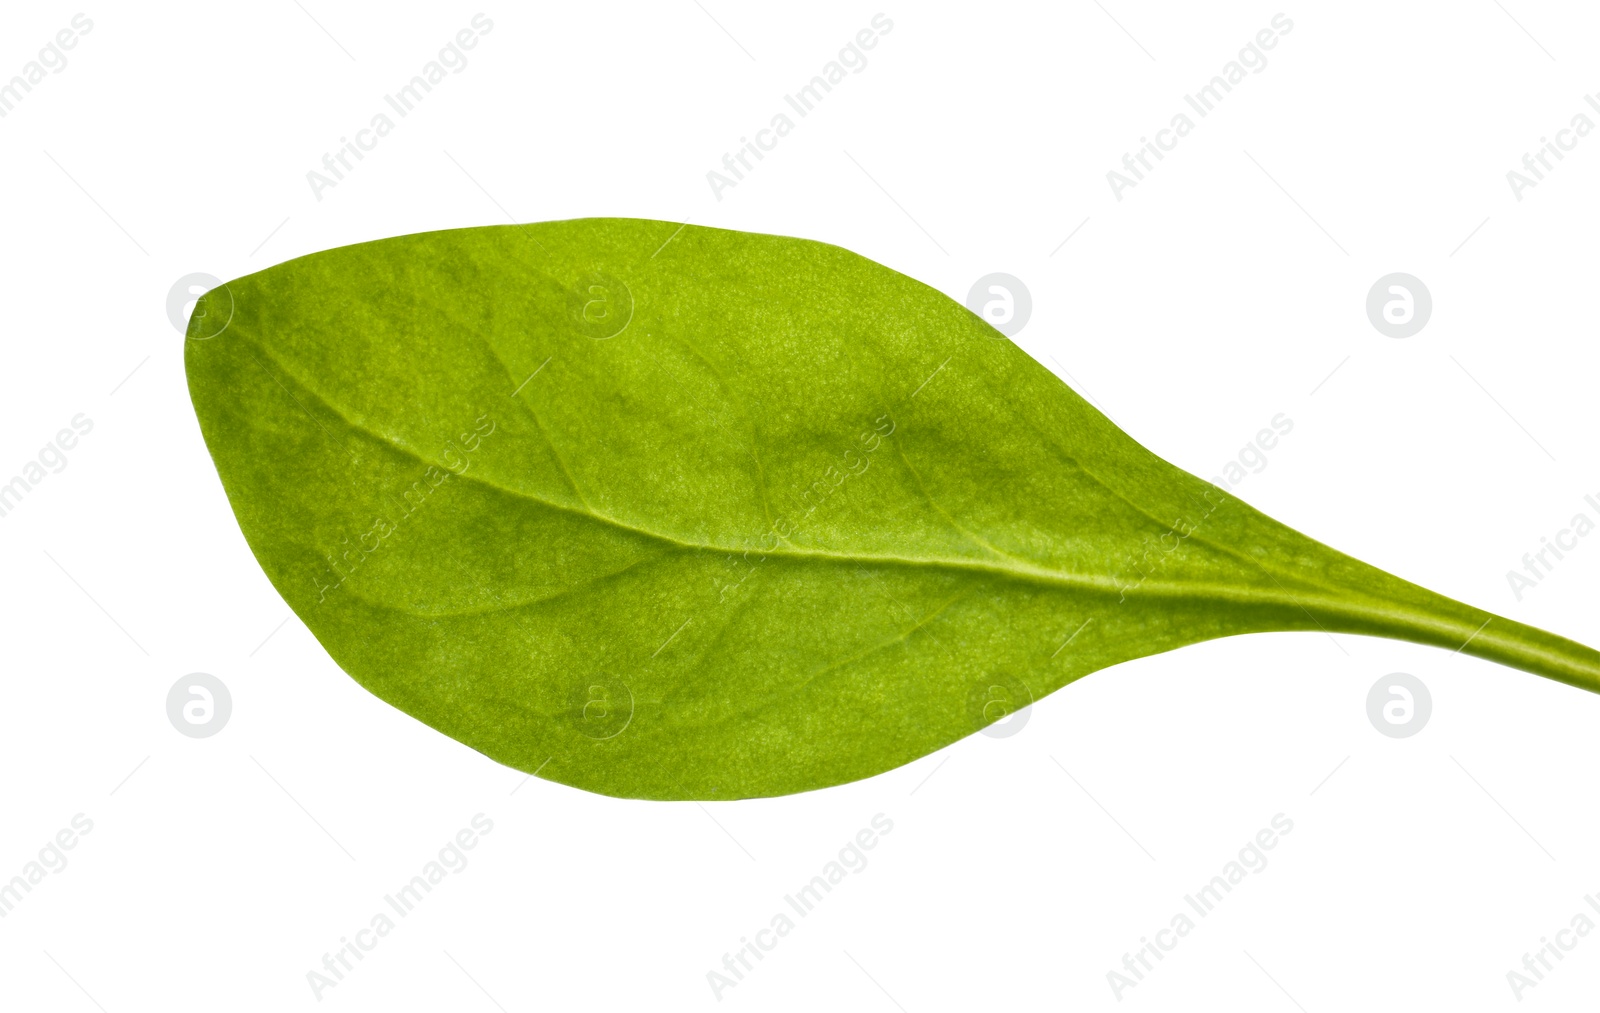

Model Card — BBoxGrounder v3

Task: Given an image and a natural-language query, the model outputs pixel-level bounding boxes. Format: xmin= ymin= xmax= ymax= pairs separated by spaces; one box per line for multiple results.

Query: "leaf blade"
xmin=185 ymin=218 xmax=1600 ymax=799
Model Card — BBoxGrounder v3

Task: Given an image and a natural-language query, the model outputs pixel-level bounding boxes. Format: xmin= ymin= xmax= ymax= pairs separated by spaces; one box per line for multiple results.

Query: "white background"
xmin=2 ymin=2 xmax=1598 ymax=1009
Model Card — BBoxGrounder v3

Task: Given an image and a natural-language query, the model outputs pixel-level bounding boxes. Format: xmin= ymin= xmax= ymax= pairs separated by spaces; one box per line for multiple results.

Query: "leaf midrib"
xmin=245 ymin=334 xmax=1446 ymax=632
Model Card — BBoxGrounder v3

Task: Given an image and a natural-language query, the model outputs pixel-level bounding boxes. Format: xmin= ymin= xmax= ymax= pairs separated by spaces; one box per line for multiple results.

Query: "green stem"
xmin=1444 ymin=615 xmax=1600 ymax=695
xmin=1278 ymin=585 xmax=1600 ymax=695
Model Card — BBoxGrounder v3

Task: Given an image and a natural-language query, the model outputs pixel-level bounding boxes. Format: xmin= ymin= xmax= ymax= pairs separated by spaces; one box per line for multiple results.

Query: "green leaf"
xmin=185 ymin=218 xmax=1600 ymax=800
